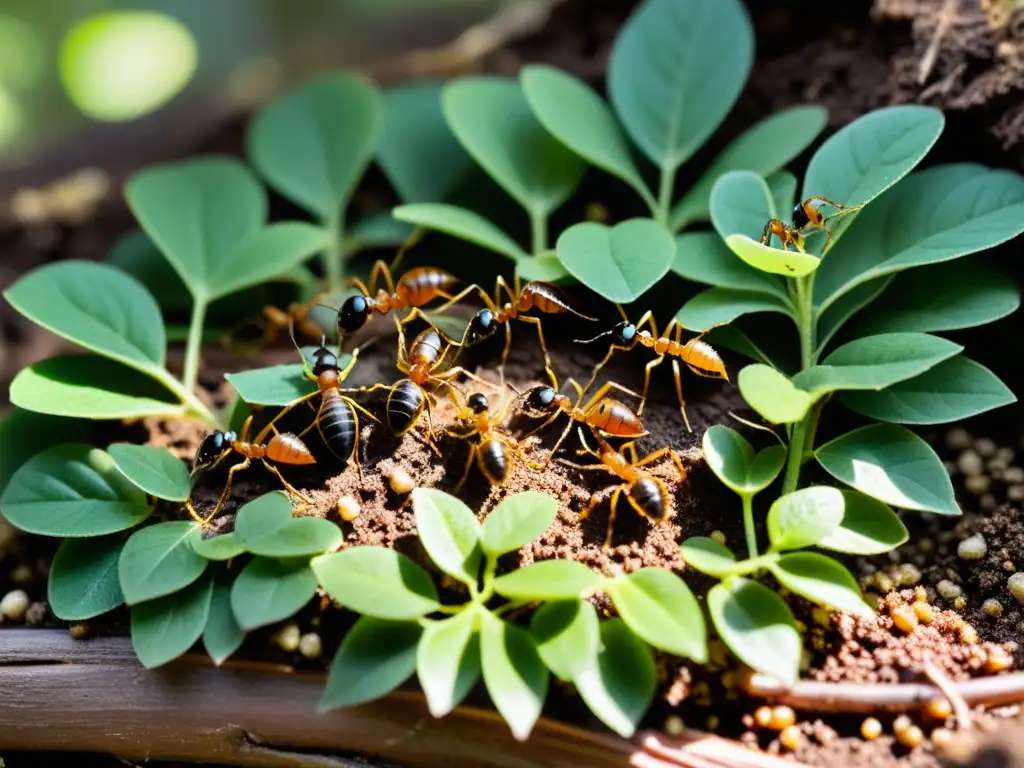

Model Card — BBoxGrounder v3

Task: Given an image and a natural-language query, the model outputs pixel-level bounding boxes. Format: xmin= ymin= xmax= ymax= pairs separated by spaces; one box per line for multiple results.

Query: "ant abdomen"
xmin=588 ymin=398 xmax=645 ymax=437
xmin=265 ymin=433 xmax=316 ymax=465
xmin=319 ymin=390 xmax=358 ymax=462
xmin=477 ymin=437 xmax=510 ymax=485
xmin=627 ymin=477 xmax=668 ymax=522
xmin=386 ymin=379 xmax=425 ymax=435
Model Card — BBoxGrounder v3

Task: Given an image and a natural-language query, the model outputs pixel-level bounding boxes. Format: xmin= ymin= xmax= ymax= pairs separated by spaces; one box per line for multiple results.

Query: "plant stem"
xmin=781 ymin=275 xmax=818 ymax=495
xmin=741 ymin=494 xmax=758 ymax=559
xmin=183 ymin=296 xmax=208 ymax=397
xmin=323 ymin=212 xmax=344 ymax=292
xmin=529 ymin=208 xmax=548 ymax=255
xmin=656 ymin=164 xmax=675 ymax=226
xmin=157 ymin=372 xmax=221 ymax=429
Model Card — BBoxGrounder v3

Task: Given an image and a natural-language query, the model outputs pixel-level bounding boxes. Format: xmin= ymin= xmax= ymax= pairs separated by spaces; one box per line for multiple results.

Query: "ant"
xmin=575 ymin=307 xmax=727 ymax=432
xmin=559 ymin=428 xmax=687 ymax=550
xmin=447 ymin=274 xmax=596 ymax=388
xmin=446 ymin=391 xmax=543 ymax=490
xmin=760 ymin=196 xmax=858 ymax=254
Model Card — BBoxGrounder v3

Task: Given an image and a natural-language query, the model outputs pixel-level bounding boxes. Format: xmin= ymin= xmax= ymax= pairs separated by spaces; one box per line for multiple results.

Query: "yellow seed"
xmin=985 ymin=647 xmax=1014 ymax=673
xmin=913 ymin=586 xmax=928 ymax=602
xmin=924 ymin=698 xmax=952 ymax=720
xmin=861 ymin=717 xmax=882 ymax=740
xmin=337 ymin=495 xmax=361 ymax=522
xmin=893 ymin=715 xmax=912 ymax=736
xmin=710 ymin=530 xmax=726 ymax=545
xmin=960 ymin=624 xmax=978 ymax=644
xmin=954 ymin=596 xmax=967 ymax=611
xmin=779 ymin=725 xmax=802 ymax=751
xmin=983 ymin=598 xmax=1003 ymax=618
xmin=931 ymin=727 xmax=955 ymax=752
xmin=897 ymin=724 xmax=924 ymax=748
xmin=771 ymin=706 xmax=796 ymax=730
xmin=664 ymin=715 xmax=685 ymax=736
xmin=387 ymin=467 xmax=415 ymax=495
xmin=754 ymin=706 xmax=773 ymax=728
xmin=913 ymin=601 xmax=935 ymax=624
xmin=891 ymin=605 xmax=919 ymax=634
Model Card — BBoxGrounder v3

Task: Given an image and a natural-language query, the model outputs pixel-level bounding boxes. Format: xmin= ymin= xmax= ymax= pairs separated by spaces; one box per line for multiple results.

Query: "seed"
xmin=893 ymin=715 xmax=912 ymax=736
xmin=710 ymin=530 xmax=726 ymax=545
xmin=11 ymin=565 xmax=33 ymax=585
xmin=1008 ymin=572 xmax=1024 ymax=605
xmin=957 ymin=450 xmax=983 ymax=476
xmin=771 ymin=706 xmax=796 ymax=730
xmin=897 ymin=724 xmax=924 ymax=748
xmin=985 ymin=647 xmax=1013 ymax=673
xmin=24 ymin=602 xmax=46 ymax=626
xmin=811 ymin=607 xmax=831 ymax=628
xmin=983 ymin=598 xmax=1003 ymax=618
xmin=337 ymin=495 xmax=361 ymax=522
xmin=980 ymin=494 xmax=998 ymax=512
xmin=891 ymin=606 xmax=918 ymax=634
xmin=913 ymin=585 xmax=928 ymax=602
xmin=861 ymin=717 xmax=882 ymax=740
xmin=663 ymin=715 xmax=684 ymax=736
xmin=272 ymin=622 xmax=301 ymax=652
xmin=754 ymin=706 xmax=773 ymax=728
xmin=778 ymin=725 xmax=801 ymax=751
xmin=945 ymin=428 xmax=972 ymax=451
xmin=975 ymin=438 xmax=997 ymax=458
xmin=298 ymin=632 xmax=322 ymax=659
xmin=913 ymin=602 xmax=935 ymax=624
xmin=930 ymin=727 xmax=955 ymax=752
xmin=68 ymin=622 xmax=90 ymax=639
xmin=957 ymin=533 xmax=987 ymax=560
xmin=875 ymin=572 xmax=895 ymax=593
xmin=959 ymin=624 xmax=978 ymax=644
xmin=995 ymin=447 xmax=1015 ymax=464
xmin=1008 ymin=484 xmax=1024 ymax=501
xmin=0 ymin=590 xmax=29 ymax=622
xmin=387 ymin=467 xmax=415 ymax=495
xmin=924 ymin=698 xmax=952 ymax=720
xmin=964 ymin=475 xmax=990 ymax=495
xmin=897 ymin=563 xmax=922 ymax=586
xmin=954 ymin=596 xmax=967 ymax=610
xmin=1002 ymin=466 xmax=1024 ymax=484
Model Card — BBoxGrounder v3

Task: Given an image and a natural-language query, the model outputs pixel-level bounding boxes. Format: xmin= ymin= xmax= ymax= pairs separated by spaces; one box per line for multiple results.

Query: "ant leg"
xmin=638 ymin=355 xmax=665 ymax=417
xmin=421 ymin=401 xmax=443 ymax=458
xmin=347 ymin=275 xmax=374 ymax=298
xmin=634 ymin=446 xmax=688 ymax=482
xmin=577 ymin=347 xmax=617 ymax=406
xmin=670 ymin=357 xmax=692 ymax=432
xmin=369 ymin=260 xmax=396 ymax=296
xmin=544 ymin=416 xmax=580 ymax=468
xmin=760 ymin=220 xmax=777 ymax=246
xmin=239 ymin=414 xmax=254 ymax=443
xmin=557 ymin=458 xmax=611 ymax=472
xmin=579 ymin=380 xmax=647 ymax=416
xmin=262 ymin=461 xmax=314 ymax=505
xmin=184 ymin=498 xmax=206 ymax=526
xmin=516 ymin=315 xmax=557 ymax=389
xmin=204 ymin=459 xmax=251 ymax=524
xmin=603 ymin=488 xmax=624 ymax=550
xmin=578 ymin=485 xmax=616 ymax=522
xmin=454 ymin=444 xmax=478 ymax=492
xmin=432 ymin=284 xmax=495 ymax=316
xmin=345 ymin=396 xmax=379 ymax=424
xmin=804 ymin=195 xmax=851 ymax=213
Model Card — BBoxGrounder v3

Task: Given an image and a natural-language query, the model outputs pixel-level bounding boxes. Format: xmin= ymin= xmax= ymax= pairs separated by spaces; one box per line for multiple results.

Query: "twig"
xmin=638 ymin=732 xmax=812 ymax=768
xmin=918 ymin=0 xmax=959 ymax=84
xmin=923 ymin=655 xmax=973 ymax=731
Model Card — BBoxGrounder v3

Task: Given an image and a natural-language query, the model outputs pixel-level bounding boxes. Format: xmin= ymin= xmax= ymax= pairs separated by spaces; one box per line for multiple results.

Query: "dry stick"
xmin=923 ymin=655 xmax=973 ymax=731
xmin=918 ymin=0 xmax=959 ymax=84
xmin=744 ymin=672 xmax=1024 ymax=714
xmin=638 ymin=732 xmax=812 ymax=768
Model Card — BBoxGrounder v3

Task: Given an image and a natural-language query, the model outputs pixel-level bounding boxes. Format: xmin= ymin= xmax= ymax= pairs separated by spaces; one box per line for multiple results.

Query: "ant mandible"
xmin=760 ymin=196 xmax=858 ymax=254
xmin=446 ymin=391 xmax=543 ymax=490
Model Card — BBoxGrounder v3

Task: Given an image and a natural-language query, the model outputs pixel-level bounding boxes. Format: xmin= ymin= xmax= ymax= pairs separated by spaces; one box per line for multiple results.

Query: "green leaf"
xmin=106 ymin=230 xmax=191 ymax=312
xmin=9 ymin=356 xmax=185 ymax=420
xmin=107 ymin=443 xmax=190 ymax=502
xmin=673 ymin=107 xmax=826 ymax=230
xmin=320 ymin=616 xmax=422 ymax=710
xmin=4 ymin=260 xmax=165 ymax=372
xmin=794 ymin=333 xmax=963 ymax=399
xmin=701 ymin=425 xmax=786 ymax=496
xmin=802 ymin=105 xmax=944 ymax=250
xmin=234 ymin=491 xmax=342 ymax=558
xmin=703 ymin=325 xmax=781 ymax=369
xmin=767 ymin=486 xmax=845 ymax=551
xmin=481 ymin=491 xmax=558 ymax=557
xmin=248 ymin=72 xmax=383 ymax=221
xmin=312 ymin=547 xmax=440 ymax=620
xmin=520 ymin=65 xmax=654 ymax=208
xmin=815 ymin=164 xmax=1024 ymax=311
xmin=392 ymin=203 xmax=527 ymax=262
xmin=530 ymin=600 xmax=599 ymax=682
xmin=675 ymin=287 xmax=790 ymax=333
xmin=711 ymin=170 xmax=778 ymax=240
xmin=556 ymin=219 xmax=674 ymax=303
xmin=48 ymin=535 xmax=125 ymax=620
xmin=191 ymin=531 xmax=246 ymax=561
xmin=444 ymin=76 xmax=585 ymax=218
xmin=672 ymin=232 xmax=787 ymax=299
xmin=346 ymin=212 xmax=414 ymax=252
xmin=609 ymin=0 xmax=753 ymax=172
xmin=606 ymin=568 xmax=706 ymax=661
xmin=492 ymin=559 xmax=604 ymax=601
xmin=818 ymin=491 xmax=908 ymax=556
xmin=203 ymin=572 xmax=245 ymax=666
xmin=738 ymin=364 xmax=814 ymax=424
xmin=480 ymin=611 xmax=549 ymax=741
xmin=815 ymin=424 xmax=959 ymax=515
xmin=412 ymin=488 xmax=482 ymax=587
xmin=517 ymin=251 xmax=572 ymax=283
xmin=707 ymin=578 xmax=800 ymax=686
xmin=378 ymin=80 xmax=471 ymax=204
xmin=230 ymin=556 xmax=317 ymax=631
xmin=680 ymin=537 xmax=740 ymax=578
xmin=417 ymin=610 xmax=481 ymax=717
xmin=724 ymin=234 xmax=820 ymax=277
xmin=574 ymin=619 xmax=656 ymax=739
xmin=0 ymin=444 xmax=151 ymax=537
xmin=837 ymin=356 xmax=1016 ymax=425
xmin=119 ymin=520 xmax=207 ymax=605
xmin=769 ymin=552 xmax=871 ymax=615
xmin=766 ymin=170 xmax=798 ymax=216
xmin=0 ymin=408 xmax=90 ymax=497
xmin=855 ymin=261 xmax=1021 ymax=335
xmin=224 ymin=363 xmax=318 ymax=407
xmin=814 ymin=277 xmax=894 ymax=357
xmin=126 ymin=158 xmax=326 ymax=301
xmin=131 ymin=571 xmax=214 ymax=669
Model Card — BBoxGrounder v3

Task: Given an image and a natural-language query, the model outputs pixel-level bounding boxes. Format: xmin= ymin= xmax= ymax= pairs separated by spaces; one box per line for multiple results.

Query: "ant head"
xmin=524 ymin=385 xmax=557 ymax=414
xmin=195 ymin=430 xmax=234 ymax=471
xmin=791 ymin=201 xmax=810 ymax=230
xmin=311 ymin=345 xmax=339 ymax=376
xmin=612 ymin=321 xmax=638 ymax=347
xmin=466 ymin=308 xmax=499 ymax=345
xmin=467 ymin=392 xmax=489 ymax=414
xmin=337 ymin=294 xmax=372 ymax=335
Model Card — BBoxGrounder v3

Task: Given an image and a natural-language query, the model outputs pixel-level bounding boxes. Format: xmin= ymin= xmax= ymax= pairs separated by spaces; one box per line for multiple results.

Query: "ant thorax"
xmin=638 ymin=330 xmax=654 ymax=339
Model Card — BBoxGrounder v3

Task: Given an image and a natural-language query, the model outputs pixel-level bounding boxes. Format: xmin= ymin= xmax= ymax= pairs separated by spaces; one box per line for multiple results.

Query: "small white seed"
xmin=936 ymin=579 xmax=962 ymax=599
xmin=964 ymin=475 xmax=990 ymax=496
xmin=957 ymin=450 xmax=983 ymax=477
xmin=0 ymin=590 xmax=30 ymax=622
xmin=1007 ymin=572 xmax=1024 ymax=605
xmin=1002 ymin=466 xmax=1024 ymax=484
xmin=664 ymin=715 xmax=685 ymax=736
xmin=945 ymin=428 xmax=972 ymax=451
xmin=272 ymin=622 xmax=301 ymax=652
xmin=983 ymin=598 xmax=1003 ymax=618
xmin=337 ymin=495 xmax=361 ymax=522
xmin=298 ymin=632 xmax=323 ymax=659
xmin=387 ymin=467 xmax=415 ymax=495
xmin=958 ymin=533 xmax=987 ymax=561
xmin=975 ymin=438 xmax=997 ymax=458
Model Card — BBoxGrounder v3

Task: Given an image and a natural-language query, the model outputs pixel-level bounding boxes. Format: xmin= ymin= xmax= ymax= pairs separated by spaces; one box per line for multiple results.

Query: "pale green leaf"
xmin=606 ymin=568 xmax=706 ymax=661
xmin=672 ymin=232 xmax=787 ymax=299
xmin=417 ymin=610 xmax=481 ymax=717
xmin=481 ymin=491 xmax=557 ymax=557
xmin=680 ymin=536 xmax=740 ymax=578
xmin=230 ymin=556 xmax=317 ymax=631
xmin=738 ymin=364 xmax=814 ymax=424
xmin=769 ymin=552 xmax=872 ymax=615
xmin=412 ymin=487 xmax=482 ymax=587
xmin=392 ymin=203 xmax=527 ymax=262
xmin=312 ymin=547 xmax=440 ymax=620
xmin=767 ymin=486 xmax=845 ymax=551
xmin=676 ymin=287 xmax=790 ymax=333
xmin=818 ymin=491 xmax=908 ymax=556
xmin=480 ymin=611 xmax=549 ymax=741
xmin=530 ymin=600 xmax=599 ymax=682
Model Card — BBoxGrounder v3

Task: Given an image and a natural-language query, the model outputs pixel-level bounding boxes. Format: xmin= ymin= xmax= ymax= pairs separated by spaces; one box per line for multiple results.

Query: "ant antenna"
xmin=389 ymin=227 xmax=427 ymax=273
xmin=615 ymin=302 xmax=629 ymax=322
xmin=314 ymin=303 xmax=339 ymax=313
xmin=727 ymin=411 xmax=785 ymax=445
xmin=574 ymin=328 xmax=614 ymax=345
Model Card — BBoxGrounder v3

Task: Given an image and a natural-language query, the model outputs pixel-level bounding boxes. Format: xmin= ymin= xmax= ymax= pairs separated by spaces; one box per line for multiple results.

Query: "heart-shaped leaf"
xmin=769 ymin=552 xmax=872 ymax=616
xmin=724 ymin=234 xmax=821 ymax=277
xmin=412 ymin=488 xmax=482 ymax=587
xmin=517 ymin=251 xmax=572 ymax=283
xmin=107 ymin=443 xmax=191 ymax=501
xmin=230 ymin=556 xmax=317 ymax=631
xmin=738 ymin=364 xmax=814 ymax=424
xmin=0 ymin=408 xmax=90 ymax=497
xmin=481 ymin=492 xmax=557 ymax=557
xmin=707 ymin=578 xmax=800 ymax=687
xmin=815 ymin=164 xmax=1024 ymax=311
xmin=224 ymin=363 xmax=318 ymax=407
xmin=320 ymin=616 xmax=422 ymax=710
xmin=701 ymin=425 xmax=786 ymax=496
xmin=574 ymin=618 xmax=656 ymax=739
xmin=480 ymin=611 xmax=549 ymax=742
xmin=203 ymin=573 xmax=245 ymax=666
xmin=767 ymin=486 xmax=845 ymax=551
xmin=609 ymin=0 xmax=753 ymax=172
xmin=119 ymin=520 xmax=207 ymax=604
xmin=530 ymin=600 xmax=599 ymax=682
xmin=9 ymin=356 xmax=186 ymax=420
xmin=312 ymin=547 xmax=440 ymax=620
xmin=520 ymin=65 xmax=655 ymax=208
xmin=4 ymin=260 xmax=165 ymax=372
xmin=248 ymin=72 xmax=383 ymax=221
xmin=794 ymin=333 xmax=962 ymax=399
xmin=131 ymin=571 xmax=214 ymax=669
xmin=378 ymin=80 xmax=472 ymax=204
xmin=1 ymin=444 xmax=151 ymax=537
xmin=672 ymin=106 xmax=827 ymax=230
xmin=711 ymin=170 xmax=778 ymax=241
xmin=418 ymin=610 xmax=481 ymax=717
xmin=48 ymin=535 xmax=126 ymax=620
xmin=767 ymin=170 xmax=799 ymax=215
xmin=392 ymin=203 xmax=527 ymax=262
xmin=493 ymin=559 xmax=604 ymax=601
xmin=680 ymin=537 xmax=740 ymax=578
xmin=837 ymin=356 xmax=1015 ymax=425
xmin=606 ymin=568 xmax=706 ymax=661
xmin=444 ymin=77 xmax=585 ymax=219
xmin=672 ymin=232 xmax=788 ymax=298
xmin=191 ymin=531 xmax=246 ymax=561
xmin=234 ymin=492 xmax=342 ymax=558
xmin=815 ymin=424 xmax=958 ymax=515
xmin=801 ymin=105 xmax=944 ymax=250
xmin=675 ymin=287 xmax=791 ymax=332
xmin=818 ymin=491 xmax=908 ymax=555
xmin=556 ymin=219 xmax=675 ymax=303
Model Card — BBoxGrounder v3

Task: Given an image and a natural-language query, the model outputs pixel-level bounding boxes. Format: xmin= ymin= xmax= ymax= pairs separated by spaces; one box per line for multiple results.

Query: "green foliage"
xmin=224 ymin=364 xmax=317 ymax=407
xmin=766 ymin=486 xmax=844 ymax=551
xmin=480 ymin=492 xmax=558 ymax=557
xmin=48 ymin=535 xmax=126 ymax=620
xmin=320 ymin=617 xmax=422 ymax=710
xmin=492 ymin=560 xmax=605 ymax=601
xmin=701 ymin=426 xmax=785 ymax=496
xmin=107 ymin=443 xmax=191 ymax=502
xmin=233 ymin=492 xmax=342 ymax=558
xmin=203 ymin=573 xmax=245 ymax=666
xmin=0 ymin=409 xmax=90 ymax=496
xmin=312 ymin=547 xmax=441 ymax=620
xmin=530 ymin=600 xmax=600 ymax=682
xmin=480 ymin=610 xmax=550 ymax=742
xmin=737 ymin=365 xmax=813 ymax=424
xmin=118 ymin=520 xmax=207 ymax=605
xmin=412 ymin=487 xmax=483 ymax=587
xmin=418 ymin=610 xmax=482 ymax=717
xmin=131 ymin=571 xmax=213 ymax=669
xmin=230 ymin=557 xmax=318 ymax=631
